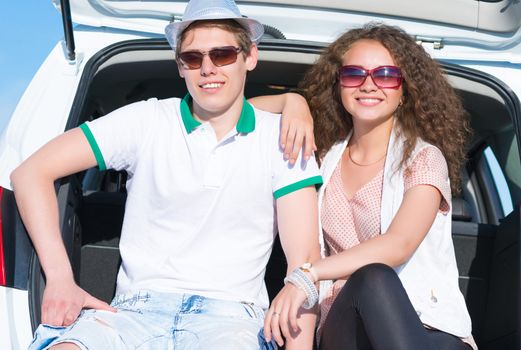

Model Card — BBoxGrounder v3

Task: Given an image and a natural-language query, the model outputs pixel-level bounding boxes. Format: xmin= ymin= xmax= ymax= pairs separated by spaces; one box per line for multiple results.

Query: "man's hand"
xmin=264 ymin=283 xmax=309 ymax=348
xmin=41 ymin=278 xmax=116 ymax=326
xmin=279 ymin=93 xmax=316 ymax=165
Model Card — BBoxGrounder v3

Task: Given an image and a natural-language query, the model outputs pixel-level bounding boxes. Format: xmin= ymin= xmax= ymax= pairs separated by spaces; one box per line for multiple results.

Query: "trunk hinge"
xmin=415 ymin=36 xmax=444 ymax=50
xmin=60 ymin=0 xmax=76 ymax=62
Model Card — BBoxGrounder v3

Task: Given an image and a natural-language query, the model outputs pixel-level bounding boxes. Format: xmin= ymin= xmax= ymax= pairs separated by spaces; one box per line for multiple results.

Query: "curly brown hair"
xmin=299 ymin=23 xmax=471 ymax=193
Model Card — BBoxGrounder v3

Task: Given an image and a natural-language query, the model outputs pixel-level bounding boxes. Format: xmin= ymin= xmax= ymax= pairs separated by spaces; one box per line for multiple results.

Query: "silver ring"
xmin=272 ymin=312 xmax=279 ymax=317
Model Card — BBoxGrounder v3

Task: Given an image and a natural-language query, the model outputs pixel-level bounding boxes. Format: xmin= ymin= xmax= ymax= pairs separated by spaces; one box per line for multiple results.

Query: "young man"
xmin=12 ymin=0 xmax=321 ymax=349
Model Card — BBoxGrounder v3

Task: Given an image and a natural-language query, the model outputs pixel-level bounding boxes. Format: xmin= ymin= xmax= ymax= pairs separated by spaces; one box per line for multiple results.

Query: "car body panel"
xmin=60 ymin=0 xmax=521 ymax=33
xmin=242 ymin=0 xmax=521 ymax=33
xmin=0 ymin=28 xmax=156 ymax=189
xmin=0 ymin=287 xmax=33 ymax=350
xmin=58 ymin=0 xmax=521 ymax=50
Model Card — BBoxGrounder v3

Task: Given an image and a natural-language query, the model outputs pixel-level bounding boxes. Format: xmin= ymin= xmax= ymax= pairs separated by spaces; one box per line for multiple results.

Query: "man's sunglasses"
xmin=178 ymin=46 xmax=243 ymax=70
xmin=339 ymin=65 xmax=403 ymax=89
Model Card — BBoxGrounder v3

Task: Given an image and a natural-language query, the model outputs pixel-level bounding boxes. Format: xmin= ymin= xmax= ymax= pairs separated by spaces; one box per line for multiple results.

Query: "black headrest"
xmin=452 ymin=197 xmax=473 ymax=222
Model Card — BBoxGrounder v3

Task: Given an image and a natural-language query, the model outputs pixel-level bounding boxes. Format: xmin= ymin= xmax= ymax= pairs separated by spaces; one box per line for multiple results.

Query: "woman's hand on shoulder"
xmin=279 ymin=93 xmax=316 ymax=164
xmin=248 ymin=93 xmax=316 ymax=165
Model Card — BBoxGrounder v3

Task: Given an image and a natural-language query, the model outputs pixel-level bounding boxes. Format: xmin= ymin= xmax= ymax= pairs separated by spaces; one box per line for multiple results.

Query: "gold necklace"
xmin=347 ymin=146 xmax=387 ymax=167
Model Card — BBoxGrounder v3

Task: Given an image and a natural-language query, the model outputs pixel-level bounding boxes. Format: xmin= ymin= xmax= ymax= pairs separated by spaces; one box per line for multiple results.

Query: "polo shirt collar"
xmin=180 ymin=94 xmax=256 ymax=134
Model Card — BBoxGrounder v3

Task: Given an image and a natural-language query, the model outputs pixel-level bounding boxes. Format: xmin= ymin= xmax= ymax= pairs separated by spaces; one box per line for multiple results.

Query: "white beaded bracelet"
xmin=284 ymin=267 xmax=319 ymax=309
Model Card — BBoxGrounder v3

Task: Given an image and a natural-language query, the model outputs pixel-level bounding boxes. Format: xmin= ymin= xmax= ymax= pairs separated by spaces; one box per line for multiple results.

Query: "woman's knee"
xmin=345 ymin=263 xmax=399 ymax=296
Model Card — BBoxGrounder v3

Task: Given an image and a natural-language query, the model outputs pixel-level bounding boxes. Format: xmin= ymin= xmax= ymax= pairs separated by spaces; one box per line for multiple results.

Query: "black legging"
xmin=319 ymin=263 xmax=471 ymax=350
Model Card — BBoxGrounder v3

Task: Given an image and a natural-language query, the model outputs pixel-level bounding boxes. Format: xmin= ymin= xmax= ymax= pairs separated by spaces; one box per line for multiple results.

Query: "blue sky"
xmin=0 ymin=1 xmax=62 ymax=133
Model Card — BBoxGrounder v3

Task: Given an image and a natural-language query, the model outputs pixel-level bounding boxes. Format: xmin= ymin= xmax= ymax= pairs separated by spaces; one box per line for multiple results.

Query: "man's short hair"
xmin=175 ymin=19 xmax=253 ymax=59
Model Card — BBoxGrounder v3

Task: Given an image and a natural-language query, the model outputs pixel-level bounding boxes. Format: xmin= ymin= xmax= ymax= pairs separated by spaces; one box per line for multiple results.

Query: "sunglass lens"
xmin=209 ymin=47 xmax=239 ymax=67
xmin=340 ymin=67 xmax=367 ymax=87
xmin=373 ymin=67 xmax=402 ymax=88
xmin=179 ymin=51 xmax=203 ymax=69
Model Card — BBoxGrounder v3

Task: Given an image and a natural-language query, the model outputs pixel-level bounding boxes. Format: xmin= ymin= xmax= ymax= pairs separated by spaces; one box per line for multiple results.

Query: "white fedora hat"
xmin=165 ymin=0 xmax=264 ymax=52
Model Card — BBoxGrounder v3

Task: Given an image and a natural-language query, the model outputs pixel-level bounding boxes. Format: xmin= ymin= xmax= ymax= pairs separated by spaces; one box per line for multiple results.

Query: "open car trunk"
xmin=27 ymin=38 xmax=521 ymax=349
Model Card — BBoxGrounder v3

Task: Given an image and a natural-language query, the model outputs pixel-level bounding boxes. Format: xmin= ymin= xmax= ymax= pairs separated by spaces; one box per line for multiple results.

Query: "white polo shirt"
xmin=80 ymin=95 xmax=322 ymax=309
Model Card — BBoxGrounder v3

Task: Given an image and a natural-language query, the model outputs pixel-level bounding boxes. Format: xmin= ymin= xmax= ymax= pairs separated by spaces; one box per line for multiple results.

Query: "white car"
xmin=1 ymin=1 xmax=520 ymax=349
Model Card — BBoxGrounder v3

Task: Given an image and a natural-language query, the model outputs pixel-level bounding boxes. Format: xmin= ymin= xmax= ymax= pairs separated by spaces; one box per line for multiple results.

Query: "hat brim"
xmin=165 ymin=17 xmax=264 ymax=52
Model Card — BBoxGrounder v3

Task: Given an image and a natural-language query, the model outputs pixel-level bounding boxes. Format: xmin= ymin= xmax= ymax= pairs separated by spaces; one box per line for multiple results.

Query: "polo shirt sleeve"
xmin=271 ymin=119 xmax=323 ymax=199
xmin=79 ymin=98 xmax=156 ymax=173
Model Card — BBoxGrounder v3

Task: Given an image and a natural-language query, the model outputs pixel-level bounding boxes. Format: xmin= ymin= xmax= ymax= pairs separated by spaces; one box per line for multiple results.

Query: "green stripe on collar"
xmin=236 ymin=99 xmax=255 ymax=133
xmin=180 ymin=94 xmax=256 ymax=134
xmin=180 ymin=94 xmax=201 ymax=134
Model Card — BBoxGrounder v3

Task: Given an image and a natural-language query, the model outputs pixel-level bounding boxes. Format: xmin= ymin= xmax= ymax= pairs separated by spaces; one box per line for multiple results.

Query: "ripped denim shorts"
xmin=29 ymin=290 xmax=276 ymax=350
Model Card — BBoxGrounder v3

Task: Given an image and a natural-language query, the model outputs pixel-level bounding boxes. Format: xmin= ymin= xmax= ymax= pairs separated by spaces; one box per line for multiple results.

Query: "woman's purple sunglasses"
xmin=339 ymin=65 xmax=403 ymax=89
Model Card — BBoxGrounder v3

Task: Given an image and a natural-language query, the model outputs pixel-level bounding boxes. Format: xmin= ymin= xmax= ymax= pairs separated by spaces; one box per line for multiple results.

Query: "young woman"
xmin=251 ymin=24 xmax=475 ymax=349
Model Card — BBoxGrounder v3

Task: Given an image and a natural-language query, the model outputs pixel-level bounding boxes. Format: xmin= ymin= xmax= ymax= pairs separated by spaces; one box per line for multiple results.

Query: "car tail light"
xmin=0 ymin=186 xmax=5 ymax=286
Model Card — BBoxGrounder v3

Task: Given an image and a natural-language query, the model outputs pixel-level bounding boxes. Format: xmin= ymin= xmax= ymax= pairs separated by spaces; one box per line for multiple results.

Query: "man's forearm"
xmin=11 ymin=167 xmax=74 ymax=281
xmin=274 ymin=187 xmax=320 ymax=347
xmin=10 ymin=128 xmax=98 ymax=281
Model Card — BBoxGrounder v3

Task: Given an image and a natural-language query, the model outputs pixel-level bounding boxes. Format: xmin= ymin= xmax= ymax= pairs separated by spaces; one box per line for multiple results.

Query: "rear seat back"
xmin=479 ymin=208 xmax=520 ymax=350
xmin=452 ymin=219 xmax=496 ymax=343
